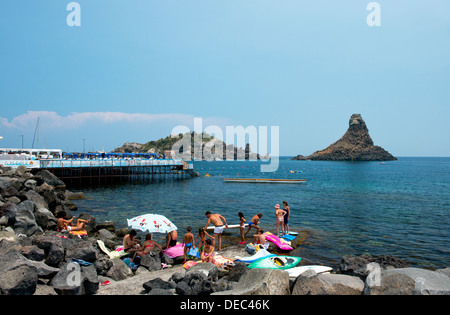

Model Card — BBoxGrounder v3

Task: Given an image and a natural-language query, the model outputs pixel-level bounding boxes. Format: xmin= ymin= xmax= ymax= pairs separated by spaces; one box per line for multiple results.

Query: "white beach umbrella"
xmin=127 ymin=213 xmax=177 ymax=234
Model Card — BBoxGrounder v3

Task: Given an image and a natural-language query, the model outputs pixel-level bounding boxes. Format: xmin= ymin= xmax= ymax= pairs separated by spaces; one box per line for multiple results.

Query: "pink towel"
xmin=163 ymin=243 xmax=185 ymax=258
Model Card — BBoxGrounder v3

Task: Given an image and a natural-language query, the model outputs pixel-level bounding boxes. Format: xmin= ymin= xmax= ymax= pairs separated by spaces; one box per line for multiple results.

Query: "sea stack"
xmin=293 ymin=114 xmax=397 ymax=161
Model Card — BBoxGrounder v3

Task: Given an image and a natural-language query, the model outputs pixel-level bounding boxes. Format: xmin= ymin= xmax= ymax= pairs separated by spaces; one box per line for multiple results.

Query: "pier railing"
xmin=38 ymin=158 xmax=185 ymax=169
xmin=31 ymin=158 xmax=194 ymax=186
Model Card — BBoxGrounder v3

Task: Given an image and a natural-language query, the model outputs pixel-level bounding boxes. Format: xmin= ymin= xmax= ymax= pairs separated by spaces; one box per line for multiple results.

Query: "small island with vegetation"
xmin=113 ymin=132 xmax=269 ymax=161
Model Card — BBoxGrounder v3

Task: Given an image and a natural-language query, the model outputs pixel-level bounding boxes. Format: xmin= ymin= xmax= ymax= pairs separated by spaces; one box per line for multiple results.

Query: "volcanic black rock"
xmin=293 ymin=114 xmax=397 ymax=161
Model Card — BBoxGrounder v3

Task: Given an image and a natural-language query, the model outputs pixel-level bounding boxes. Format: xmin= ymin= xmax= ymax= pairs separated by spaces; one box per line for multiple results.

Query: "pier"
xmin=29 ymin=158 xmax=196 ymax=185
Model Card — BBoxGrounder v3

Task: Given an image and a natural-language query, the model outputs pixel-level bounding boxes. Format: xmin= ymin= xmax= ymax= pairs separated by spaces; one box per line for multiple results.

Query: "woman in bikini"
xmin=133 ymin=234 xmax=162 ymax=258
xmin=275 ymin=204 xmax=287 ymax=236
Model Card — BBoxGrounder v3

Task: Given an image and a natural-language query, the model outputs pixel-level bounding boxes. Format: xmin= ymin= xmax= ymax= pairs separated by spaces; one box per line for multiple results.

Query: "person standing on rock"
xmin=275 ymin=204 xmax=287 ymax=236
xmin=204 ymin=211 xmax=228 ymax=251
xmin=163 ymin=229 xmax=178 ymax=250
xmin=282 ymin=201 xmax=290 ymax=235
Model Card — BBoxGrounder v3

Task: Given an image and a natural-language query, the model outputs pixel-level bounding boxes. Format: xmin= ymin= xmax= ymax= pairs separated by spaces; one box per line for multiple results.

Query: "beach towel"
xmin=97 ymin=240 xmax=127 ymax=259
xmin=183 ymin=260 xmax=198 ymax=270
xmin=213 ymin=255 xmax=234 ymax=268
xmin=70 ymin=230 xmax=87 ymax=237
xmin=163 ymin=243 xmax=185 ymax=258
xmin=123 ymin=258 xmax=139 ymax=271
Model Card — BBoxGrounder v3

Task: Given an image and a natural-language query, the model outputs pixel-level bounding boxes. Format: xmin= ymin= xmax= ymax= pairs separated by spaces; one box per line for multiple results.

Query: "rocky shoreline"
xmin=1 ymin=165 xmax=449 ymax=295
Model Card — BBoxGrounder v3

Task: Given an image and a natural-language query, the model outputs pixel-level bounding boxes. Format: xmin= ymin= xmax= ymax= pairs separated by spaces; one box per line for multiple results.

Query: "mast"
xmin=31 ymin=117 xmax=40 ymax=149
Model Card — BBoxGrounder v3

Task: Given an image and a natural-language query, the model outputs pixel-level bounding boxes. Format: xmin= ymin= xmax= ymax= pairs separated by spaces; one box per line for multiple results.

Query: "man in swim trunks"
xmin=244 ymin=213 xmax=263 ymax=237
xmin=204 ymin=211 xmax=228 ymax=251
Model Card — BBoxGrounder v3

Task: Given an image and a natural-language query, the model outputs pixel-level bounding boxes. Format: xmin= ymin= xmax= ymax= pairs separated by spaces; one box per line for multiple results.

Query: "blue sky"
xmin=0 ymin=1 xmax=449 ymax=156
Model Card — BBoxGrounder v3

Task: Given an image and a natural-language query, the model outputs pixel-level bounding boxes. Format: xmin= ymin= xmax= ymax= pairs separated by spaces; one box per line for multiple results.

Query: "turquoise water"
xmin=74 ymin=157 xmax=450 ymax=269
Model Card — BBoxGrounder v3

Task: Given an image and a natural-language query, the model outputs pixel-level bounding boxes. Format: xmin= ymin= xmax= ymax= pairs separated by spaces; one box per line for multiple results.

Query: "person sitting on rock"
xmin=123 ymin=229 xmax=141 ymax=254
xmin=133 ymin=233 xmax=162 ymax=258
xmin=200 ymin=239 xmax=215 ymax=263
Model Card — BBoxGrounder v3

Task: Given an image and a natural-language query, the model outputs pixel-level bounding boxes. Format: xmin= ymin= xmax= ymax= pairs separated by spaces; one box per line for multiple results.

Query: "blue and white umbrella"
xmin=127 ymin=213 xmax=177 ymax=234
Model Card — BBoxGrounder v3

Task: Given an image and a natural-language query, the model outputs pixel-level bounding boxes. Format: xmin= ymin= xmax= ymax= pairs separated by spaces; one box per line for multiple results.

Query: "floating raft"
xmin=223 ymin=178 xmax=307 ymax=184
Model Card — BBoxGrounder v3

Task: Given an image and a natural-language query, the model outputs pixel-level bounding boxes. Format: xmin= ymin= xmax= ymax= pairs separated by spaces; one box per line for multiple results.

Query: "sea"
xmin=74 ymin=157 xmax=450 ymax=269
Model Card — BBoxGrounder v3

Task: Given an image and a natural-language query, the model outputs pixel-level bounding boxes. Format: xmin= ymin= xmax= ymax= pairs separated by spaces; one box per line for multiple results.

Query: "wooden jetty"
xmin=222 ymin=178 xmax=307 ymax=184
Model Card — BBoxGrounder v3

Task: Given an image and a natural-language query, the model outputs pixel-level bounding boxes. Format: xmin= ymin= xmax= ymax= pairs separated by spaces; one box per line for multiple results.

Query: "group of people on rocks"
xmin=121 ymin=201 xmax=291 ymax=263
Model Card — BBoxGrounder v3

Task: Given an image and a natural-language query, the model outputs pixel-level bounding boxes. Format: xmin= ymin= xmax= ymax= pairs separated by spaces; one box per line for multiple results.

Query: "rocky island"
xmin=293 ymin=114 xmax=397 ymax=161
xmin=114 ymin=132 xmax=270 ymax=161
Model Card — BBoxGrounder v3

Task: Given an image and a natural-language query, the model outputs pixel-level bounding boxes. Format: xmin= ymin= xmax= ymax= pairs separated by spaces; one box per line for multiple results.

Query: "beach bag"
xmin=123 ymin=258 xmax=139 ymax=271
xmin=246 ymin=243 xmax=258 ymax=255
xmin=188 ymin=247 xmax=200 ymax=258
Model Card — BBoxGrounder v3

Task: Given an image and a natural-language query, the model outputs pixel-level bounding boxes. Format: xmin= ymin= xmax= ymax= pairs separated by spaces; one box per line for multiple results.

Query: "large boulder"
xmin=34 ymin=170 xmax=66 ymax=190
xmin=176 ymin=271 xmax=214 ymax=295
xmin=213 ymin=268 xmax=290 ymax=295
xmin=33 ymin=207 xmax=57 ymax=230
xmin=186 ymin=262 xmax=219 ymax=282
xmin=227 ymin=262 xmax=249 ymax=282
xmin=42 ymin=190 xmax=60 ymax=213
xmin=0 ymin=264 xmax=38 ymax=295
xmin=339 ymin=255 xmax=409 ymax=280
xmin=143 ymin=278 xmax=176 ymax=293
xmin=140 ymin=253 xmax=162 ymax=271
xmin=65 ymin=240 xmax=98 ymax=263
xmin=0 ymin=238 xmax=22 ymax=255
xmin=51 ymin=262 xmax=99 ymax=295
xmin=364 ymin=267 xmax=450 ymax=295
xmin=21 ymin=245 xmax=46 ymax=261
xmin=23 ymin=179 xmax=37 ymax=191
xmin=0 ymin=250 xmax=59 ymax=285
xmin=13 ymin=201 xmax=42 ymax=237
xmin=24 ymin=190 xmax=48 ymax=210
xmin=106 ymin=258 xmax=133 ymax=281
xmin=291 ymin=273 xmax=365 ymax=295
